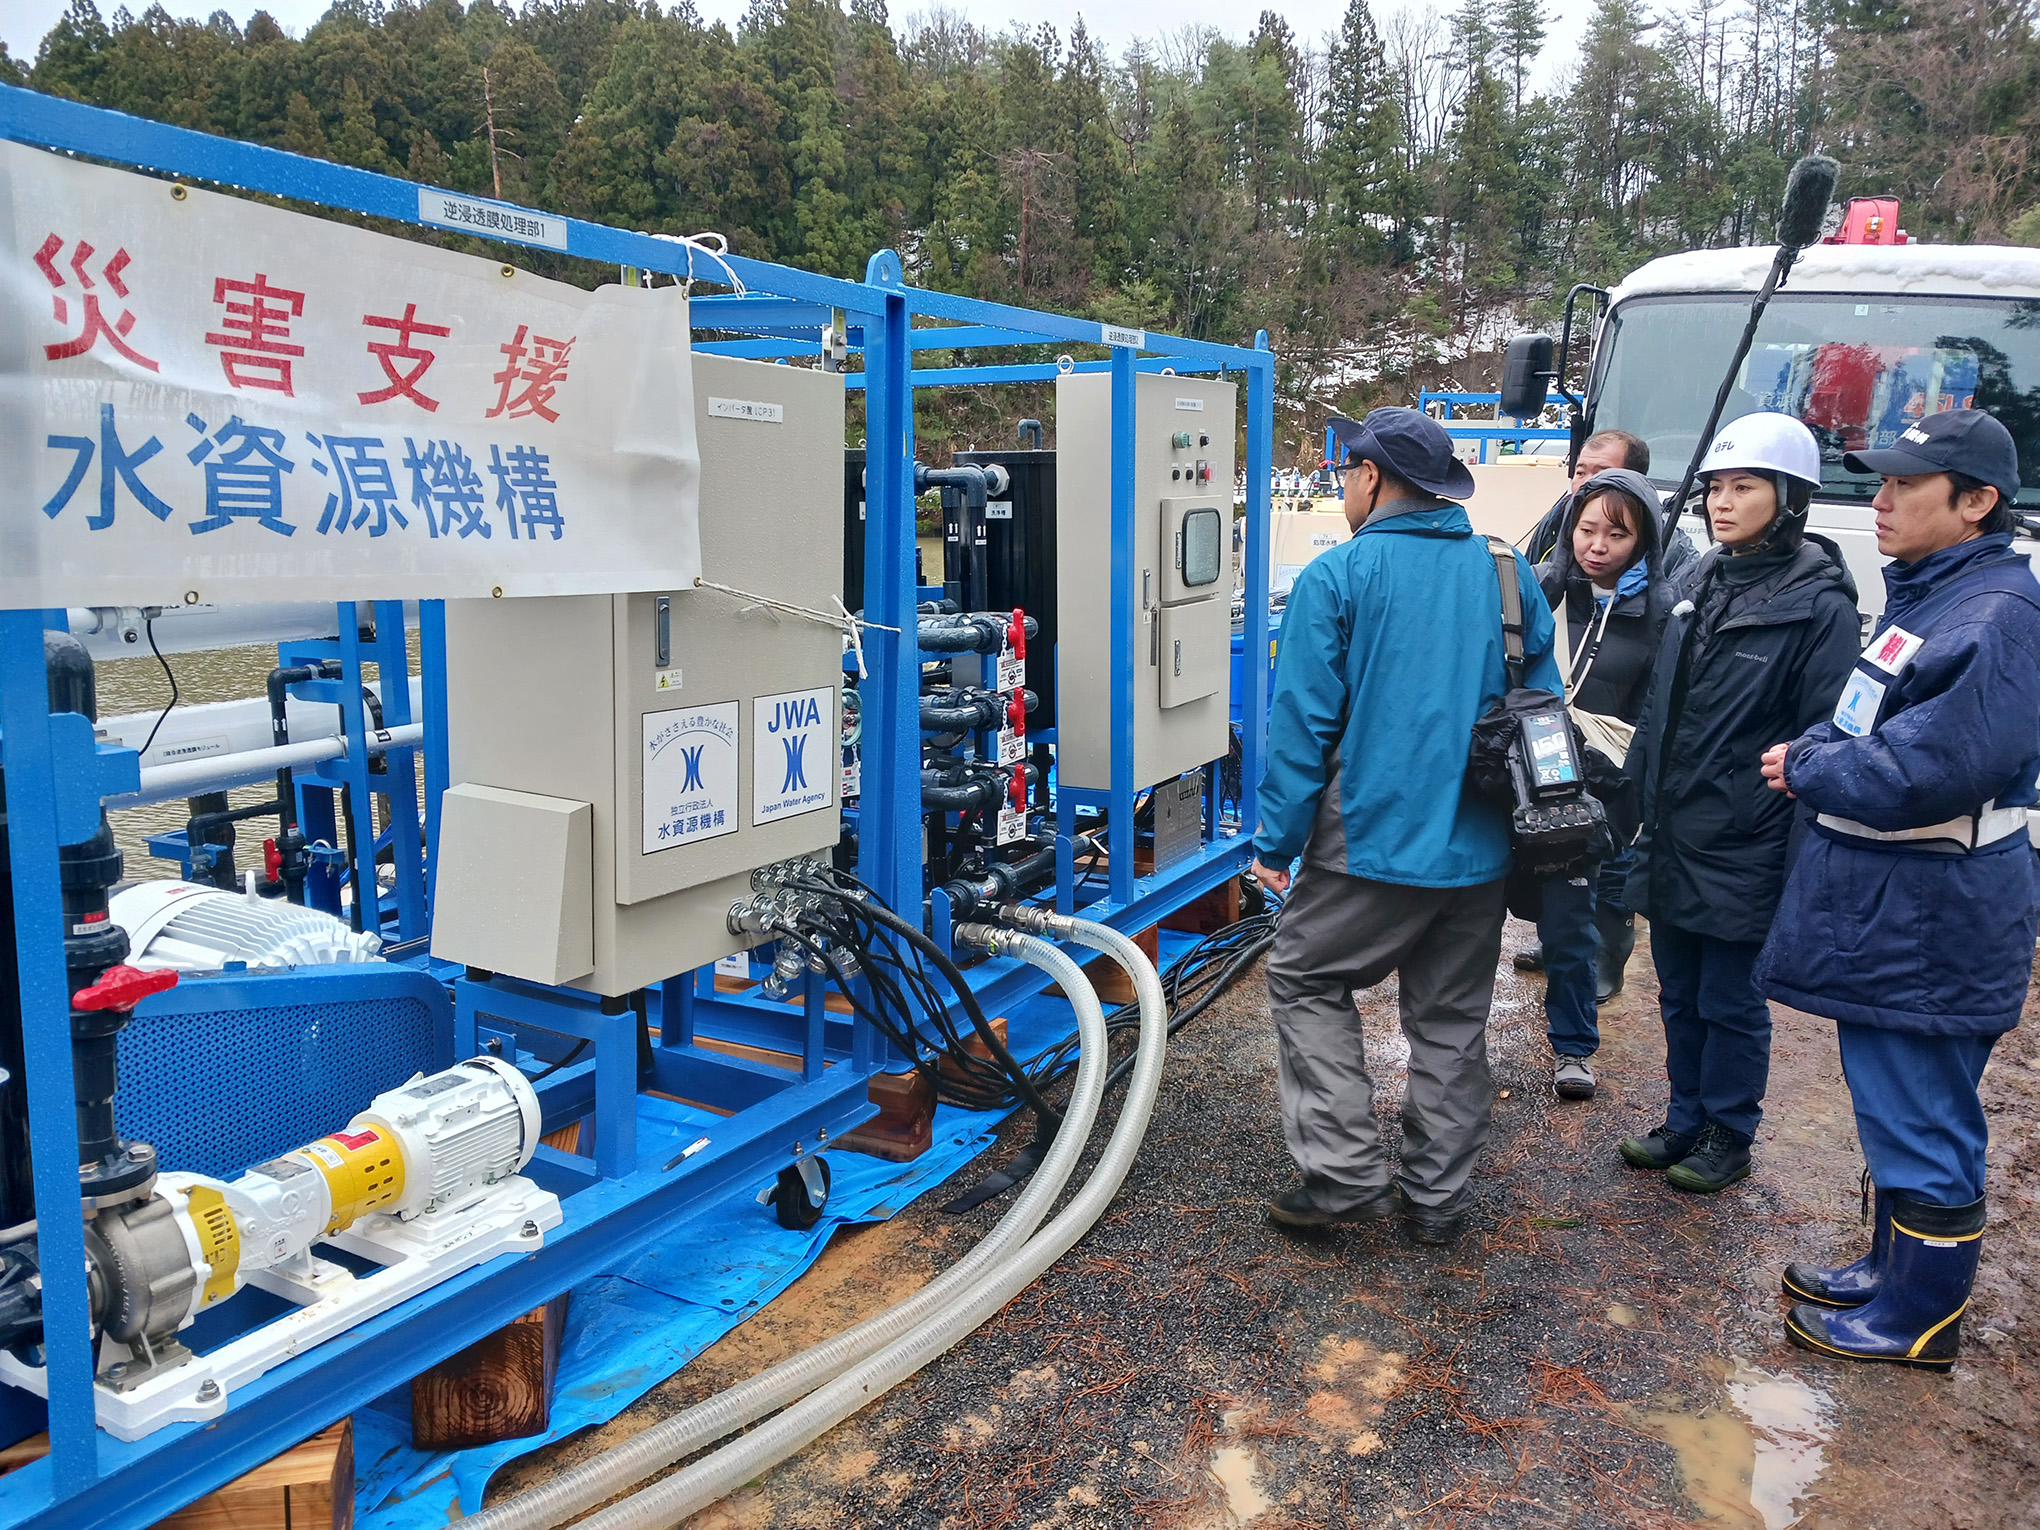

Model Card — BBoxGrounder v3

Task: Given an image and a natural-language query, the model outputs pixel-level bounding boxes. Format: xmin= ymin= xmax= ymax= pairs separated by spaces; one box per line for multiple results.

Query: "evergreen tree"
xmin=1320 ymin=0 xmax=1404 ymax=256
xmin=1497 ymin=0 xmax=1547 ymax=111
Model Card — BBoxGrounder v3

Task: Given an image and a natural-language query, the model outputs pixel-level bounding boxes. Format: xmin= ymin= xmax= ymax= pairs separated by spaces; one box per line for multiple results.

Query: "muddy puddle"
xmin=1629 ymin=1359 xmax=1835 ymax=1528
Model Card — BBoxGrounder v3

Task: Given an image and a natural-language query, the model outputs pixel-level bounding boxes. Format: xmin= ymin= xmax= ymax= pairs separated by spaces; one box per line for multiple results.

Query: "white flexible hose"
xmin=458 ymin=930 xmax=1112 ymax=1530
xmin=568 ymin=916 xmax=1167 ymax=1530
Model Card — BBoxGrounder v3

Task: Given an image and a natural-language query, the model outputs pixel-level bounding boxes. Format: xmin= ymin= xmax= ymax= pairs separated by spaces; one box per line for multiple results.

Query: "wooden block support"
xmin=837 ymin=1067 xmax=935 ymax=1162
xmin=1162 ymin=873 xmax=1242 ymax=935
xmin=411 ymin=1293 xmax=569 ymax=1452
xmin=0 ymin=1420 xmax=353 ymax=1530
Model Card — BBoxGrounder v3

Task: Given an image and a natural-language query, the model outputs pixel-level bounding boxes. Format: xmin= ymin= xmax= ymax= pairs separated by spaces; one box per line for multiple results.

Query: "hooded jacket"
xmin=1623 ymin=534 xmax=1862 ymax=943
xmin=1524 ymin=483 xmax=1701 ymax=585
xmin=1535 ymin=467 xmax=1673 ymax=726
xmin=1758 ymin=534 xmax=2040 ymax=1036
xmin=1253 ymin=497 xmax=1562 ymax=889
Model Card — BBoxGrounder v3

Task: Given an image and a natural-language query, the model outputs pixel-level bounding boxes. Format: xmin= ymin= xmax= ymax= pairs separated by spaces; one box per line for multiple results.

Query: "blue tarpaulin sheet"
xmin=351 ymin=1101 xmax=1004 ymax=1525
xmin=347 ymin=931 xmax=1217 ymax=1527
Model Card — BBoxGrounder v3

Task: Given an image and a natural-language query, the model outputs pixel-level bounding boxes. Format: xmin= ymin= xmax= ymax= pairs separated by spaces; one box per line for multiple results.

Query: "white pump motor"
xmin=111 ymin=880 xmax=384 ymax=971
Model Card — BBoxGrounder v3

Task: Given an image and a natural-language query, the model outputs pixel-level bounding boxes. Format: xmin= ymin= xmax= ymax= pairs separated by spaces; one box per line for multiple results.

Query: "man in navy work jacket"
xmin=1249 ymin=408 xmax=1562 ymax=1247
xmin=1756 ymin=407 xmax=2040 ymax=1372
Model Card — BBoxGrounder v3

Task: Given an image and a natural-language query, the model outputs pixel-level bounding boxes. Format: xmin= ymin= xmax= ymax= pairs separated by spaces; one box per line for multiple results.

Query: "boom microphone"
xmin=1777 ymin=154 xmax=1839 ymax=251
xmin=1662 ymin=151 xmax=1844 ymax=545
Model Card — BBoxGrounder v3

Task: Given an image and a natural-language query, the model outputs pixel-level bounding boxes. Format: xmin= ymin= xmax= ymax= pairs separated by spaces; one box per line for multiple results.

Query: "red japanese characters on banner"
xmin=205 ymin=273 xmax=307 ymax=395
xmin=487 ymin=324 xmax=575 ymax=423
xmin=3 ymin=139 xmax=703 ymax=607
xmin=360 ymin=303 xmax=452 ymax=411
xmin=36 ymin=234 xmax=160 ymax=372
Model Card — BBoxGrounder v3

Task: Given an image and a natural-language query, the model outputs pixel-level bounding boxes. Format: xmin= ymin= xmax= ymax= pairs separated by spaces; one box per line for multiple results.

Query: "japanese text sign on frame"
xmin=0 ymin=141 xmax=701 ymax=607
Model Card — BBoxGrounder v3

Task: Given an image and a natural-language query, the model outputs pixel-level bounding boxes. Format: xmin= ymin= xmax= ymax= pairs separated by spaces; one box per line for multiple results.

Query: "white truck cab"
xmin=1581 ymin=240 xmax=2040 ymax=615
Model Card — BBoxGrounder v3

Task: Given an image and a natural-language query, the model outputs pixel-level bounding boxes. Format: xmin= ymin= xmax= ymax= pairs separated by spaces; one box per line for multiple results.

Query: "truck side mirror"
xmin=1500 ymin=334 xmax=1555 ymax=421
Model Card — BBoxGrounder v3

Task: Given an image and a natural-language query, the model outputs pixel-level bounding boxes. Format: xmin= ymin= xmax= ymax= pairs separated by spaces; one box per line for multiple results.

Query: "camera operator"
xmin=1249 ymin=409 xmax=1561 ymax=1247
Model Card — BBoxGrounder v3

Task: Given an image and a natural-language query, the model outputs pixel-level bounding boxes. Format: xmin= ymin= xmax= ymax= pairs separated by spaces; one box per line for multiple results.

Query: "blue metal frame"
xmin=0 ymin=84 xmax=1275 ymax=1530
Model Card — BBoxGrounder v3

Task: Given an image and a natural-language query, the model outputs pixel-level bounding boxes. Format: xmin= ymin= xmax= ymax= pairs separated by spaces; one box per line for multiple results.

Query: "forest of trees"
xmin=9 ymin=0 xmax=2040 ymax=449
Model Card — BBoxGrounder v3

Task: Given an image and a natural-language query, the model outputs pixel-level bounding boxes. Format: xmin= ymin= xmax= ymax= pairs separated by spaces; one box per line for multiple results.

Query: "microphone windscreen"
xmin=1777 ymin=155 xmax=1839 ymax=249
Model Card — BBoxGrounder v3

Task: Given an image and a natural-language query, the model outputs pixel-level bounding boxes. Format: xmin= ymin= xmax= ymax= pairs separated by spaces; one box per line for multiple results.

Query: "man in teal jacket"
xmin=1250 ymin=408 xmax=1561 ymax=1245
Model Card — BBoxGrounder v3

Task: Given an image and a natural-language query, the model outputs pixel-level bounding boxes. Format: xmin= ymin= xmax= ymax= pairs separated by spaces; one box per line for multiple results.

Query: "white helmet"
xmin=1698 ymin=411 xmax=1821 ymax=550
xmin=1700 ymin=412 xmax=1821 ymax=489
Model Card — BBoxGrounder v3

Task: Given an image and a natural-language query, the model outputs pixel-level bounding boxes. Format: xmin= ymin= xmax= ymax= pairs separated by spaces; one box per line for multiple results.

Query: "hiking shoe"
xmin=1554 ymin=1057 xmax=1597 ymax=1101
xmin=1394 ymin=1183 xmax=1469 ymax=1246
xmin=1513 ymin=941 xmax=1544 ymax=973
xmin=1266 ymin=1182 xmax=1397 ymax=1230
xmin=1619 ymin=1124 xmax=1697 ymax=1171
xmin=1664 ymin=1121 xmax=1753 ymax=1193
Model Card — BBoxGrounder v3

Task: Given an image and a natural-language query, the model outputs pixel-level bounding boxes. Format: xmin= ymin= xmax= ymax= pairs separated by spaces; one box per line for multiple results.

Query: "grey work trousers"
xmin=1267 ymin=863 xmax=1507 ymax=1212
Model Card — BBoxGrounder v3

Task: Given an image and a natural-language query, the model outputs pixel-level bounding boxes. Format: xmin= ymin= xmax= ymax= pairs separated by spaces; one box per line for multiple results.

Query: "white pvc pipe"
xmin=65 ymin=602 xmax=418 ymax=661
xmin=567 ymin=917 xmax=1167 ymax=1530
xmin=454 ymin=929 xmax=1115 ymax=1530
xmin=104 ymin=723 xmax=424 ymax=809
xmin=97 ymin=676 xmax=425 ymax=771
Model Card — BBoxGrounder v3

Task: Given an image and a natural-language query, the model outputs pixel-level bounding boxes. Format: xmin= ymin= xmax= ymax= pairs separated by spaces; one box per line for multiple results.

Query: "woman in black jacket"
xmin=1618 ymin=415 xmax=1861 ymax=1192
xmin=1532 ymin=468 xmax=1671 ymax=1102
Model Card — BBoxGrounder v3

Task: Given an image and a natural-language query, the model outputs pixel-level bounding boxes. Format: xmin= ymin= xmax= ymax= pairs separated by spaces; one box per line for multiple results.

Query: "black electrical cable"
xmin=783 ymin=869 xmax=1068 ymax=1134
xmin=528 ymin=1038 xmax=589 ymax=1083
xmin=138 ymin=617 xmax=179 ymax=758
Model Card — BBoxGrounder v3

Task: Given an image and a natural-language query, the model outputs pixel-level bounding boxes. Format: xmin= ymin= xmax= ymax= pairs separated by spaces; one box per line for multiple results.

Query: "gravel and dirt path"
xmin=493 ymin=919 xmax=2040 ymax=1529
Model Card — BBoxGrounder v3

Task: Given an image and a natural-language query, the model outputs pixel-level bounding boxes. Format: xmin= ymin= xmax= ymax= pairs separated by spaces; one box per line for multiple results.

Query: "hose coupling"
xmin=995 ymin=903 xmax=1075 ymax=938
xmin=951 ymin=921 xmax=1009 ymax=957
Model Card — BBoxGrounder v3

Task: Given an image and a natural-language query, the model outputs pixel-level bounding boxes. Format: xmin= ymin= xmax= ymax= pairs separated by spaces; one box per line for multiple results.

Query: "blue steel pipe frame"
xmin=0 ymin=84 xmax=1274 ymax=1529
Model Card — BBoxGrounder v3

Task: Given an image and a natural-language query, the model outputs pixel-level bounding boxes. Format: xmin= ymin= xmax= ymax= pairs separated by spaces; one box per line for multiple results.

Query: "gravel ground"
xmin=493 ymin=918 xmax=2040 ymax=1529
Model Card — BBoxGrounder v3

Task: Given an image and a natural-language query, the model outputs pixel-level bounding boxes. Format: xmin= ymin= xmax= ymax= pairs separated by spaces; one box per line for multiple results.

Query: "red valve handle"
xmin=1006 ymin=690 xmax=1027 ymax=734
xmin=1008 ymin=765 xmax=1026 ymax=811
xmin=73 ymin=964 xmax=178 ymax=1014
xmin=264 ymin=837 xmax=283 ymax=883
xmin=1006 ymin=608 xmax=1026 ymax=661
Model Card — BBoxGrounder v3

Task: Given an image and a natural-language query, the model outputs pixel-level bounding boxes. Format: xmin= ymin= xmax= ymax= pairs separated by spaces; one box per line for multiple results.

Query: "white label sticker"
xmin=986 ymin=499 xmax=1013 ymax=520
xmin=654 ymin=668 xmax=683 ymax=692
xmin=1863 ymin=623 xmax=1924 ymax=675
xmin=1174 ymin=397 xmax=1206 ymax=412
xmin=417 ymin=188 xmax=568 ymax=249
xmin=997 ymin=804 xmax=1027 ymax=845
xmin=841 ymin=755 xmax=861 ymax=799
xmin=998 ymin=726 xmax=1025 ymax=766
xmin=753 ymin=685 xmax=836 ymax=826
xmin=1101 ymin=324 xmax=1146 ymax=349
xmin=642 ymin=703 xmax=739 ymax=853
xmin=997 ymin=654 xmax=1026 ymax=692
xmin=152 ymin=734 xmax=231 ymax=763
xmin=1832 ymin=669 xmax=1888 ymax=737
xmin=715 ymin=951 xmax=750 ymax=979
xmin=302 ymin=1142 xmax=345 ymax=1170
xmin=707 ymin=397 xmax=786 ymax=424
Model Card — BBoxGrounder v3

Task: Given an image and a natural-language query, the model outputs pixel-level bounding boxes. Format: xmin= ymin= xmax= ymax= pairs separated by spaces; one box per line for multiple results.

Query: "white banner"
xmin=0 ymin=142 xmax=700 ymax=608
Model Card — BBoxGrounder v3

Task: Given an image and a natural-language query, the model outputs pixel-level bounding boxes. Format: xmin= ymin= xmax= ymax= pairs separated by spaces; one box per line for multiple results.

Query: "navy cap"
xmin=1329 ymin=407 xmax=1476 ymax=502
xmin=1843 ymin=408 xmax=2022 ymax=502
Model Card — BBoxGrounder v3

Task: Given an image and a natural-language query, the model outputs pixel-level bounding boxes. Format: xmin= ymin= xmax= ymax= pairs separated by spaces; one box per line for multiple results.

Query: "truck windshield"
xmin=1594 ymin=292 xmax=2040 ymax=507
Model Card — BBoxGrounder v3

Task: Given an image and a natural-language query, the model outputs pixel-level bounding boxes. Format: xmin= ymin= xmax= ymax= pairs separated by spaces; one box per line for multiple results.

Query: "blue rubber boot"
xmin=1786 ymin=1193 xmax=1984 ymax=1373
xmin=1783 ymin=1183 xmax=1890 ymax=1309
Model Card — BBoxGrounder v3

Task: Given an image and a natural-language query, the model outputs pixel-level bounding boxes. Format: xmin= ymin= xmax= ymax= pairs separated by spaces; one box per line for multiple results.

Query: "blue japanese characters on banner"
xmin=3 ymin=140 xmax=701 ymax=608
